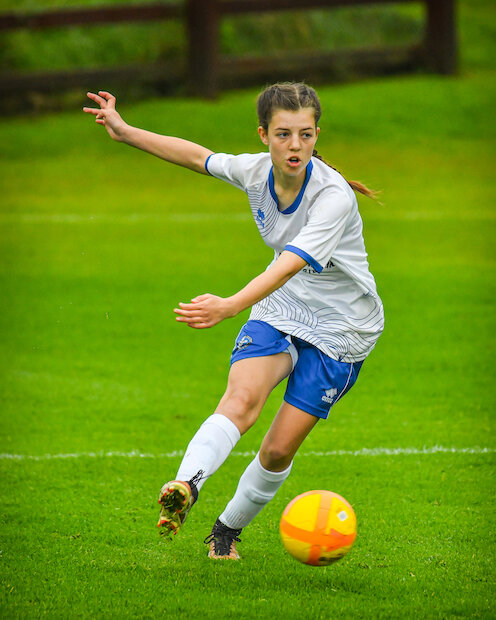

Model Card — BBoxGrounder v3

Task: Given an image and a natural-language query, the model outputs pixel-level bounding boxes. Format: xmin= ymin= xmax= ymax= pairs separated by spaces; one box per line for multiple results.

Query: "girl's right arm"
xmin=83 ymin=91 xmax=213 ymax=175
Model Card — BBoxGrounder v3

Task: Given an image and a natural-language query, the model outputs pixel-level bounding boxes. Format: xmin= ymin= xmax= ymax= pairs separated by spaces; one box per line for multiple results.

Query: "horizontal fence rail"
xmin=0 ymin=4 xmax=181 ymax=30
xmin=0 ymin=0 xmax=428 ymax=30
xmin=0 ymin=0 xmax=457 ymax=101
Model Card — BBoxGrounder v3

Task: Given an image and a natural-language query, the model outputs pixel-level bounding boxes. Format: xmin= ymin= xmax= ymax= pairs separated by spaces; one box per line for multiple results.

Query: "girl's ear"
xmin=258 ymin=126 xmax=269 ymax=146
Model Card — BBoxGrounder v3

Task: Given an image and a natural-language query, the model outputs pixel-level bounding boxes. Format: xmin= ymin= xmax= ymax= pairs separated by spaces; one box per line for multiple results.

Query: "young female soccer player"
xmin=84 ymin=83 xmax=384 ymax=560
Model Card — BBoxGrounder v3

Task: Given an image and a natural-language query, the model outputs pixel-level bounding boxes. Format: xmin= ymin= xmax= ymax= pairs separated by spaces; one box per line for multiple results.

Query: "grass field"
xmin=1 ymin=2 xmax=496 ymax=618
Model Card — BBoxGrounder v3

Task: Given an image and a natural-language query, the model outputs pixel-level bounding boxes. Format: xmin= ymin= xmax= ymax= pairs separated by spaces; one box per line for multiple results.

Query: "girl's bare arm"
xmin=83 ymin=91 xmax=213 ymax=174
xmin=174 ymin=251 xmax=307 ymax=329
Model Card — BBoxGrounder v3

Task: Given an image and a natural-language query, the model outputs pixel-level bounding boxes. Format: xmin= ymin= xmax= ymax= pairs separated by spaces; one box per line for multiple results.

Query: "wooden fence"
xmin=0 ymin=0 xmax=457 ymax=99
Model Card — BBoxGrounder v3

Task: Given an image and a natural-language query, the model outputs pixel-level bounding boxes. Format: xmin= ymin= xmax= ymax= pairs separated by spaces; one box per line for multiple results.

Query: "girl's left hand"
xmin=174 ymin=294 xmax=236 ymax=329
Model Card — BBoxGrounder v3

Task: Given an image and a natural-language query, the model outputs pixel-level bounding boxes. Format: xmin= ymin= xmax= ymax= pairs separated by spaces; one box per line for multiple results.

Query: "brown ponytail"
xmin=257 ymin=82 xmax=379 ymax=201
xmin=312 ymin=149 xmax=378 ymax=200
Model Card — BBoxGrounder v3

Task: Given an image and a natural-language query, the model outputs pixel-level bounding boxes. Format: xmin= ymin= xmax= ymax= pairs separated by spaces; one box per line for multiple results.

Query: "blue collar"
xmin=268 ymin=160 xmax=313 ymax=214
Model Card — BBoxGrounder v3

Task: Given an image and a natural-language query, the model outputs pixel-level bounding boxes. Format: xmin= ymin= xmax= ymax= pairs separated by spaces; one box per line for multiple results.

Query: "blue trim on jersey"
xmin=268 ymin=170 xmax=277 ymax=203
xmin=285 ymin=244 xmax=323 ymax=273
xmin=268 ymin=160 xmax=314 ymax=214
xmin=205 ymin=153 xmax=214 ymax=175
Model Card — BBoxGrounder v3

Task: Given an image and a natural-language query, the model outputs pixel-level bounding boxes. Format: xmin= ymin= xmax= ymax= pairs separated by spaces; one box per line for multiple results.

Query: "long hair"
xmin=257 ymin=82 xmax=378 ymax=200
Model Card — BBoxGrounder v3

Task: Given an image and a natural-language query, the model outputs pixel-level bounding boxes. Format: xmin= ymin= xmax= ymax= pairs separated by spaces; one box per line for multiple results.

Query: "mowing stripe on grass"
xmin=1 ymin=446 xmax=494 ymax=461
xmin=0 ymin=213 xmax=252 ymax=224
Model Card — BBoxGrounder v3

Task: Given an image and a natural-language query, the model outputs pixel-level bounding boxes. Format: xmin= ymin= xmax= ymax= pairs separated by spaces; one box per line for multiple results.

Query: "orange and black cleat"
xmin=157 ymin=481 xmax=193 ymax=535
xmin=157 ymin=471 xmax=203 ymax=536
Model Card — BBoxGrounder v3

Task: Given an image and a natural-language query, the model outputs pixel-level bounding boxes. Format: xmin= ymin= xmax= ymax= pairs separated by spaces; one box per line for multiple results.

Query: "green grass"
xmin=1 ymin=0 xmax=496 ymax=616
xmin=2 ymin=455 xmax=493 ymax=617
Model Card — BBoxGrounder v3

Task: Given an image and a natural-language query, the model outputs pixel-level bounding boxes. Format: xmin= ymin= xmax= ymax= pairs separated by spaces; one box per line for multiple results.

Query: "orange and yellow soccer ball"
xmin=280 ymin=490 xmax=357 ymax=566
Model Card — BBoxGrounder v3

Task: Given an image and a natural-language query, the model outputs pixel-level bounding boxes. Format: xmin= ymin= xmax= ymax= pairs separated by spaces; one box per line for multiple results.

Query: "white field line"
xmin=0 ymin=446 xmax=494 ymax=462
xmin=0 ymin=211 xmax=495 ymax=224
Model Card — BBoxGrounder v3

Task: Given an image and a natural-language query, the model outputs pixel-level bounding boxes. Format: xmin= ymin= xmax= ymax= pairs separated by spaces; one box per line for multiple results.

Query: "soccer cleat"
xmin=157 ymin=470 xmax=203 ymax=536
xmin=157 ymin=480 xmax=193 ymax=535
xmin=204 ymin=518 xmax=242 ymax=560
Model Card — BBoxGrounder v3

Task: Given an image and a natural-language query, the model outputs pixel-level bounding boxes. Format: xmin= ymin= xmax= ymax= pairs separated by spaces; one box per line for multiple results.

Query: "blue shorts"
xmin=231 ymin=320 xmax=363 ymax=419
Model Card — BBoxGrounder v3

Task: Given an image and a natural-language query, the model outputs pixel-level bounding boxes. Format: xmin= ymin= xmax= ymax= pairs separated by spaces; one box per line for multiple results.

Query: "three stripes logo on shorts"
xmin=322 ymin=388 xmax=338 ymax=404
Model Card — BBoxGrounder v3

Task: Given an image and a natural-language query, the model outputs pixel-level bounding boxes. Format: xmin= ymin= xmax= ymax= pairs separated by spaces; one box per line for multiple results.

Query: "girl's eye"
xmin=277 ymin=132 xmax=289 ymax=138
xmin=302 ymin=133 xmax=313 ymax=138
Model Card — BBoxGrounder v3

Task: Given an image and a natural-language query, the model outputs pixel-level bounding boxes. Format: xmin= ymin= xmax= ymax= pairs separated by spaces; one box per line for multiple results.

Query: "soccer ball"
xmin=280 ymin=490 xmax=357 ymax=566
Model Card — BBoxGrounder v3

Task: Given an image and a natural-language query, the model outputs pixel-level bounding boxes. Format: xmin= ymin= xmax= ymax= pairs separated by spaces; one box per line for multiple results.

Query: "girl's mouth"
xmin=287 ymin=157 xmax=301 ymax=167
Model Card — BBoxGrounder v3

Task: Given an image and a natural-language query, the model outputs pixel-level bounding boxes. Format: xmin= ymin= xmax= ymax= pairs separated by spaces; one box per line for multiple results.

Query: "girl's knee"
xmin=259 ymin=443 xmax=292 ymax=472
xmin=217 ymin=387 xmax=262 ymax=434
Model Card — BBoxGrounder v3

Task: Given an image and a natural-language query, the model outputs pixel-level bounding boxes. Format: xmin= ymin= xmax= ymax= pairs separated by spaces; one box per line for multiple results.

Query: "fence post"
xmin=186 ymin=0 xmax=219 ymax=97
xmin=424 ymin=0 xmax=457 ymax=74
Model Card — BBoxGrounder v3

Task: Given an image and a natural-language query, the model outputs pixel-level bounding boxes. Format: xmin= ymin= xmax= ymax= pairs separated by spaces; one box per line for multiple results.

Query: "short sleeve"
xmin=205 ymin=153 xmax=251 ymax=192
xmin=285 ymin=189 xmax=353 ymax=273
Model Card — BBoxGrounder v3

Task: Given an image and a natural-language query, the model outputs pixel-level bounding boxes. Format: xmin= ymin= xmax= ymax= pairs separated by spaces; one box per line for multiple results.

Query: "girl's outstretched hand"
xmin=83 ymin=91 xmax=127 ymax=141
xmin=174 ymin=294 xmax=237 ymax=329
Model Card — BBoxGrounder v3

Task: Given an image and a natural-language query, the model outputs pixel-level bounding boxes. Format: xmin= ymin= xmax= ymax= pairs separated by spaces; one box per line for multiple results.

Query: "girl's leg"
xmin=217 ymin=402 xmax=318 ymax=530
xmin=158 ymin=353 xmax=293 ymax=533
xmin=206 ymin=347 xmax=362 ymax=556
xmin=259 ymin=401 xmax=320 ymax=471
xmin=176 ymin=352 xmax=294 ymax=487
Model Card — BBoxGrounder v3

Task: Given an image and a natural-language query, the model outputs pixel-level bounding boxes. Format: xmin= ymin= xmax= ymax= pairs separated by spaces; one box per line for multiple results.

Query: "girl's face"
xmin=258 ymin=107 xmax=320 ymax=179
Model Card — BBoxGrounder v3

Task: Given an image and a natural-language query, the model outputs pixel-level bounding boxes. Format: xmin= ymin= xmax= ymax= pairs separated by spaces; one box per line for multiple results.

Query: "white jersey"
xmin=206 ymin=152 xmax=384 ymax=362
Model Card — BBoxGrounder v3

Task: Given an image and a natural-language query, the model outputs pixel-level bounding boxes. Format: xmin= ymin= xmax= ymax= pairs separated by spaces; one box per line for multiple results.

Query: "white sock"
xmin=219 ymin=453 xmax=292 ymax=529
xmin=175 ymin=413 xmax=241 ymax=492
